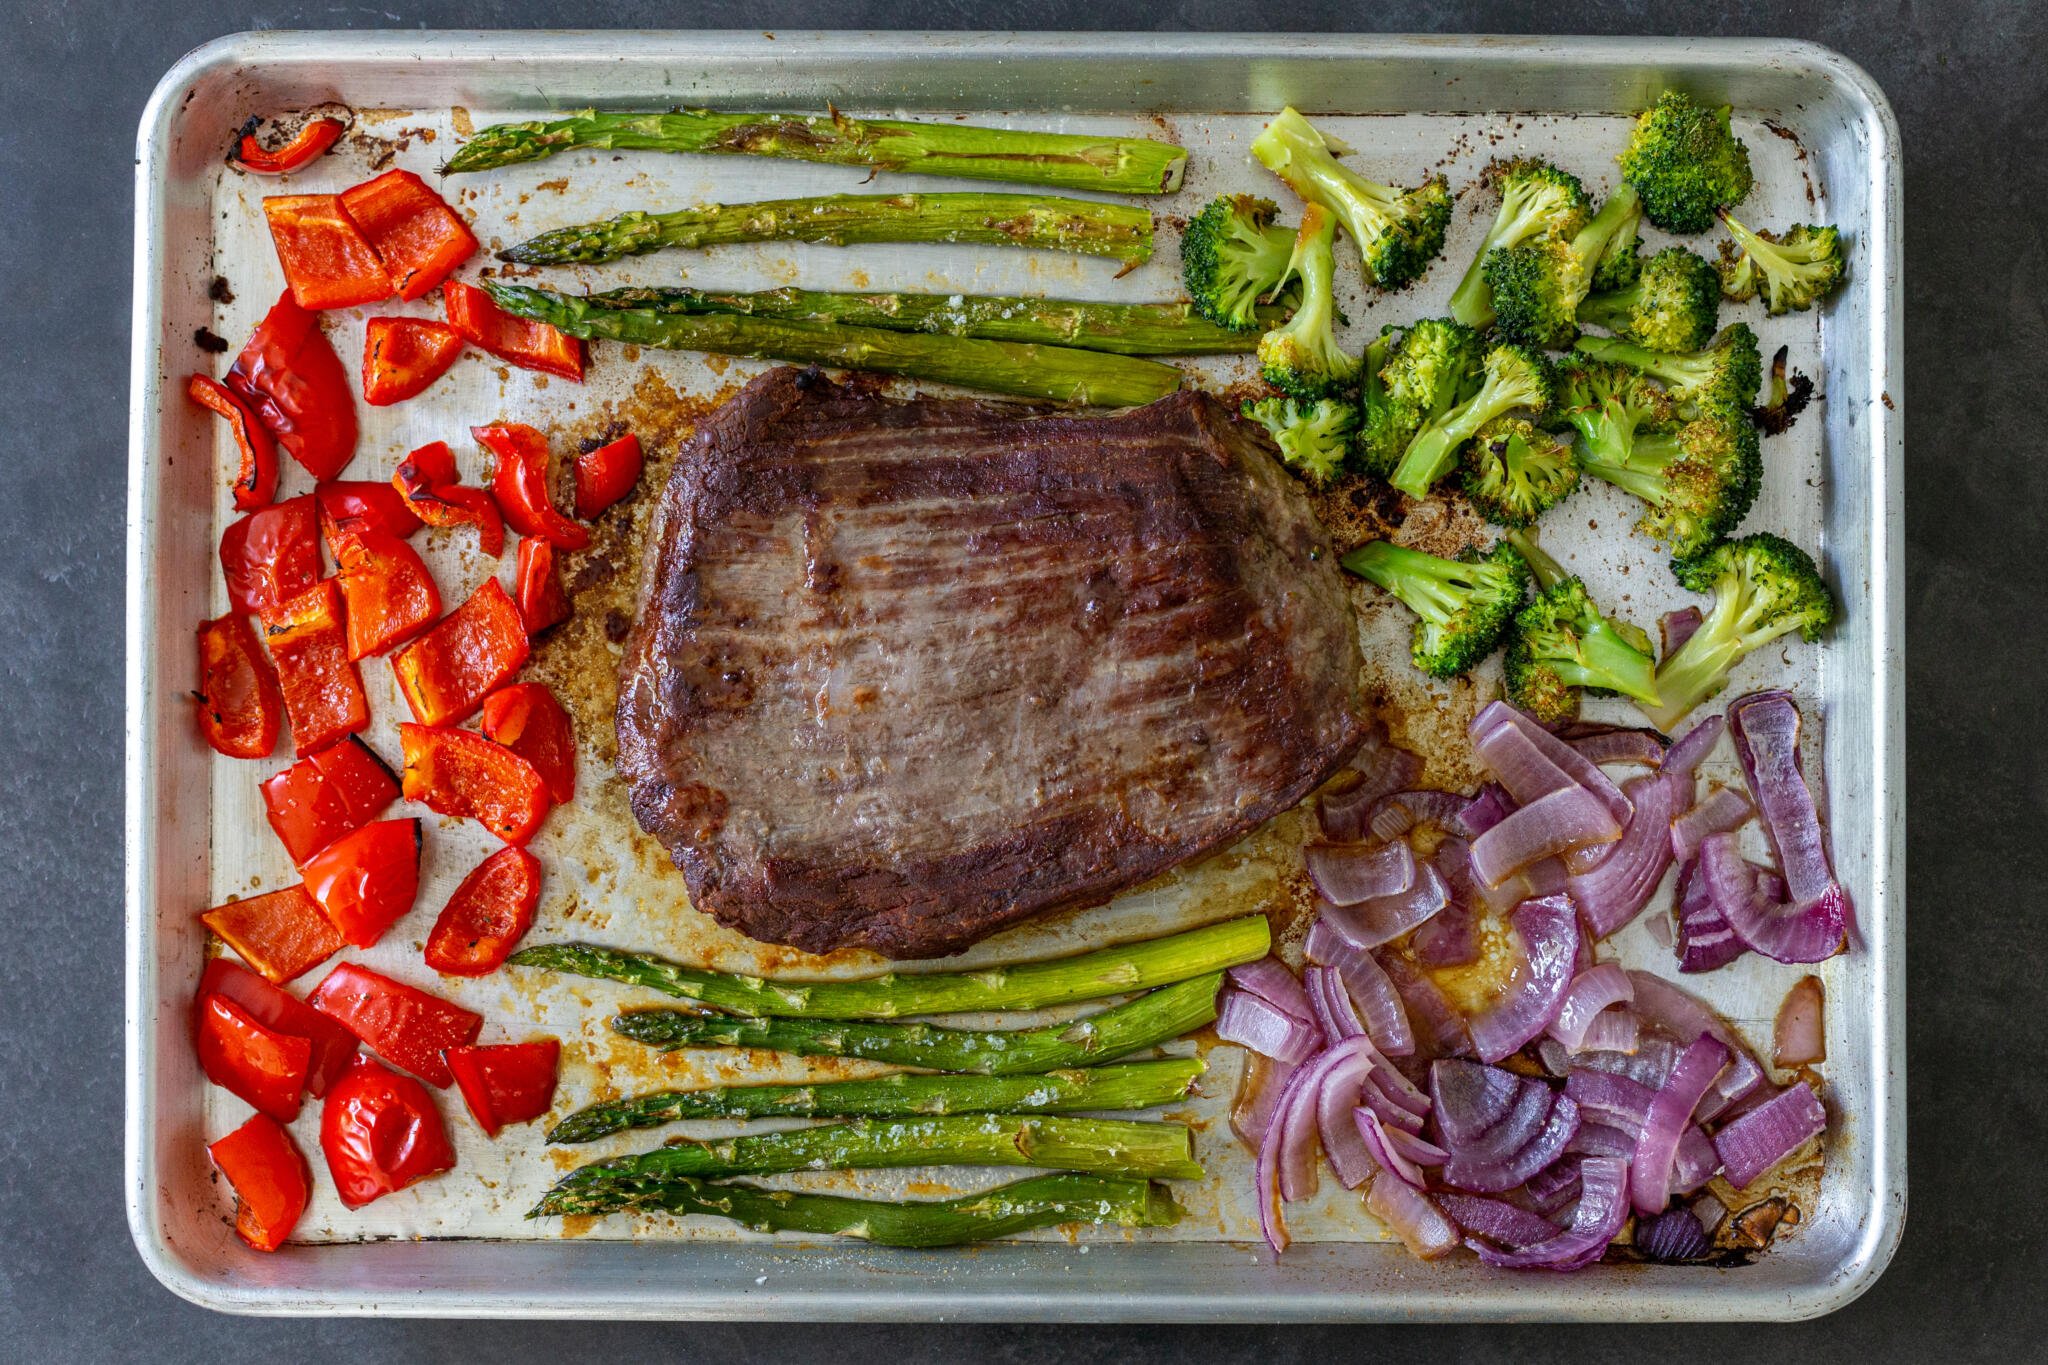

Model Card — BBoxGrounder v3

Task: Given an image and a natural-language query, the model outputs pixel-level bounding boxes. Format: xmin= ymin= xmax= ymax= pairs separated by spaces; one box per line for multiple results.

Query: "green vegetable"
xmin=1390 ymin=342 xmax=1553 ymax=498
xmin=1481 ymin=186 xmax=1645 ymax=351
xmin=444 ymin=108 xmax=1187 ymax=195
xmin=1575 ymin=323 xmax=1764 ymax=410
xmin=1504 ymin=578 xmax=1662 ymax=724
xmin=1340 ymin=539 xmax=1532 ymax=679
xmin=482 ymin=283 xmax=1182 ymax=408
xmin=1356 ymin=319 xmax=1484 ymax=478
xmin=1250 ymin=108 xmax=1451 ymax=290
xmin=1590 ymin=191 xmax=1646 ymax=293
xmin=1617 ymin=92 xmax=1755 ymax=233
xmin=1241 ymin=395 xmax=1361 ymax=484
xmin=1257 ymin=205 xmax=1360 ymax=398
xmin=1716 ymin=213 xmax=1847 ymax=314
xmin=499 ymin=191 xmax=1153 ymax=267
xmin=1447 ymin=158 xmax=1592 ymax=328
xmin=1181 ymin=195 xmax=1301 ymax=331
xmin=1641 ymin=533 xmax=1835 ymax=730
xmin=1460 ymin=416 xmax=1581 ymax=528
xmin=1577 ymin=245 xmax=1722 ymax=353
xmin=1596 ymin=402 xmax=1763 ymax=558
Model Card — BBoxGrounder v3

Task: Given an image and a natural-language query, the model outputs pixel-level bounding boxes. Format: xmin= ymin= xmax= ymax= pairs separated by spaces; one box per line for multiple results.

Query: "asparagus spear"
xmin=608 ymin=973 xmax=1222 ymax=1075
xmin=499 ymin=192 xmax=1153 ymax=267
xmin=535 ymin=1114 xmax=1204 ymax=1214
xmin=579 ymin=285 xmax=1278 ymax=356
xmin=484 ymin=284 xmax=1181 ymax=408
xmin=443 ymin=108 xmax=1187 ymax=195
xmin=531 ymin=1170 xmax=1183 ymax=1244
xmin=507 ymin=914 xmax=1268 ymax=1018
xmin=548 ymin=1058 xmax=1205 ymax=1144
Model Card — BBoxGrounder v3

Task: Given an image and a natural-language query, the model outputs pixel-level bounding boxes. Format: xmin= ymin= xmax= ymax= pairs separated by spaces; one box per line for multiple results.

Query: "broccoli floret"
xmin=1256 ymin=204 xmax=1360 ymax=399
xmin=1460 ymin=416 xmax=1581 ymax=528
xmin=1505 ymin=578 xmax=1662 ymax=723
xmin=1577 ymin=245 xmax=1721 ymax=352
xmin=1356 ymin=318 xmax=1484 ymax=477
xmin=1716 ymin=213 xmax=1847 ymax=315
xmin=1447 ymin=159 xmax=1592 ymax=328
xmin=1752 ymin=344 xmax=1816 ymax=436
xmin=1341 ymin=539 xmax=1532 ymax=679
xmin=1581 ymin=399 xmax=1761 ymax=558
xmin=1251 ymin=108 xmax=1451 ymax=290
xmin=1618 ymin=92 xmax=1755 ymax=233
xmin=1575 ymin=322 xmax=1763 ymax=410
xmin=1241 ymin=395 xmax=1361 ymax=485
xmin=1482 ymin=186 xmax=1645 ymax=350
xmin=1590 ymin=191 xmax=1644 ymax=293
xmin=1390 ymin=343 xmax=1553 ymax=498
xmin=1181 ymin=194 xmax=1298 ymax=330
xmin=1550 ymin=354 xmax=1678 ymax=460
xmin=1641 ymin=533 xmax=1835 ymax=729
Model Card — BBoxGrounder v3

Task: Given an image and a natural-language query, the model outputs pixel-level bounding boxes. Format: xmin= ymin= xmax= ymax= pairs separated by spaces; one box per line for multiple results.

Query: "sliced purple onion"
xmin=1699 ymin=832 xmax=1847 ymax=965
xmin=1580 ymin=1006 xmax=1640 ymax=1055
xmin=1369 ymin=789 xmax=1471 ymax=843
xmin=1660 ymin=605 xmax=1703 ymax=659
xmin=1384 ymin=1125 xmax=1449 ymax=1169
xmin=1567 ymin=1121 xmax=1635 ymax=1158
xmin=1638 ymin=1207 xmax=1713 ymax=1261
xmin=1663 ymin=712 xmax=1726 ymax=778
xmin=1445 ymin=1094 xmax=1580 ymax=1194
xmin=1304 ymin=920 xmax=1414 ymax=1056
xmin=1568 ymin=729 xmax=1668 ymax=768
xmin=1312 ymin=1037 xmax=1388 ymax=1189
xmin=1565 ymin=1068 xmax=1654 ymax=1136
xmin=1626 ymin=971 xmax=1745 ymax=1056
xmin=1774 ymin=976 xmax=1826 ymax=1068
xmin=1274 ymin=1049 xmax=1332 ymax=1203
xmin=1693 ymin=1048 xmax=1767 ymax=1125
xmin=1439 ymin=1193 xmax=1565 ymax=1249
xmin=1318 ymin=858 xmax=1448 ymax=949
xmin=1447 ymin=1072 xmax=1553 ymax=1166
xmin=1674 ymin=1127 xmax=1722 ymax=1194
xmin=1727 ymin=691 xmax=1837 ymax=906
xmin=1472 ymin=1156 xmax=1630 ymax=1271
xmin=1378 ymin=952 xmax=1473 ymax=1058
xmin=1713 ymin=1082 xmax=1827 ymax=1189
xmin=1355 ymin=1105 xmax=1424 ymax=1185
xmin=1473 ymin=702 xmax=1633 ymax=827
xmin=1304 ymin=965 xmax=1365 ymax=1045
xmin=1217 ymin=986 xmax=1325 ymax=1065
xmin=1573 ymin=1035 xmax=1680 ymax=1088
xmin=1230 ymin=1051 xmax=1298 ymax=1150
xmin=1674 ymin=855 xmax=1752 ymax=973
xmin=1453 ymin=783 xmax=1515 ymax=837
xmin=1568 ymin=772 xmax=1683 ymax=938
xmin=1255 ymin=1061 xmax=1315 ymax=1253
xmin=1319 ymin=743 xmax=1428 ymax=841
xmin=1364 ymin=1170 xmax=1460 ymax=1259
xmin=1470 ymin=788 xmax=1623 ymax=888
xmin=1632 ymin=1034 xmax=1732 ymax=1214
xmin=1304 ymin=839 xmax=1415 ymax=907
xmin=1225 ymin=957 xmax=1316 ymax=1021
xmin=1671 ymin=785 xmax=1755 ymax=863
xmin=1430 ymin=1058 xmax=1525 ymax=1146
xmin=1468 ymin=897 xmax=1581 ymax=1063
xmin=1548 ymin=964 xmax=1635 ymax=1051
xmin=1472 ymin=718 xmax=1575 ymax=805
xmin=1525 ymin=1156 xmax=1584 ymax=1216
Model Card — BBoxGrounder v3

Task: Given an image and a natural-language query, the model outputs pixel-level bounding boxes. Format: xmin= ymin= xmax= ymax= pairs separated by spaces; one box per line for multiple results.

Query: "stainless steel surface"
xmin=127 ymin=30 xmax=1904 ymax=1320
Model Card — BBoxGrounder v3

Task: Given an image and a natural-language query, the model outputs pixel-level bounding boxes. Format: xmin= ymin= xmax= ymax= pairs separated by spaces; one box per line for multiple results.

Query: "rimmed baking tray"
xmin=127 ymin=29 xmax=1903 ymax=1319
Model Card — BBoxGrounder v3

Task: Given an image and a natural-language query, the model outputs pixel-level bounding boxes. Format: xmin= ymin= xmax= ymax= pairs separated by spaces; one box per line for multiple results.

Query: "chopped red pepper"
xmin=423 ymin=846 xmax=543 ymax=976
xmin=309 ymin=963 xmax=482 ymax=1089
xmin=513 ymin=536 xmax=570 ymax=636
xmin=196 ymin=613 xmax=283 ymax=760
xmin=361 ymin=317 xmax=464 ymax=406
xmin=320 ymin=1055 xmax=456 ymax=1207
xmin=219 ymin=494 xmax=320 ymax=616
xmin=574 ymin=432 xmax=644 ymax=520
xmin=227 ymin=291 xmax=359 ymax=480
xmin=300 ymin=817 xmax=421 ymax=949
xmin=400 ymin=722 xmax=552 ymax=845
xmin=481 ymin=682 xmax=576 ymax=803
xmin=330 ymin=525 xmax=440 ymax=660
xmin=258 ymin=735 xmax=400 ymax=865
xmin=340 ymin=170 xmax=479 ymax=302
xmin=235 ymin=116 xmax=346 ymax=175
xmin=262 ymin=194 xmax=392 ymax=311
xmin=197 ymin=993 xmax=312 ymax=1121
xmin=391 ymin=576 xmax=529 ymax=726
xmin=475 ymin=423 xmax=589 ymax=550
xmin=392 ymin=439 xmax=504 ymax=557
xmin=198 ymin=960 xmax=357 ymax=1097
xmin=443 ymin=279 xmax=584 ymax=381
xmin=201 ymin=885 xmax=344 ymax=985
xmin=187 ymin=374 xmax=278 ymax=511
xmin=445 ymin=1040 xmax=560 ymax=1137
xmin=207 ymin=1113 xmax=313 ymax=1252
xmin=316 ymin=479 xmax=422 ymax=542
xmin=260 ymin=579 xmax=369 ymax=757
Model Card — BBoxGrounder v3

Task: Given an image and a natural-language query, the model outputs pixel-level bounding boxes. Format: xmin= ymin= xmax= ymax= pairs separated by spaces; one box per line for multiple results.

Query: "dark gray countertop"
xmin=3 ymin=1 xmax=2038 ymax=1357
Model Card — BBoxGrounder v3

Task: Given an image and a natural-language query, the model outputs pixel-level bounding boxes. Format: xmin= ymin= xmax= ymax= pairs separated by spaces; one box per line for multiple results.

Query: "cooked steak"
xmin=617 ymin=367 xmax=1367 ymax=958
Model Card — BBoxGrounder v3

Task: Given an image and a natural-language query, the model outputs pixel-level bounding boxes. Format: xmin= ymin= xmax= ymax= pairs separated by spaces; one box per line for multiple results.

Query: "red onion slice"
xmin=1713 ymin=1082 xmax=1827 ymax=1189
xmin=1472 ymin=718 xmax=1576 ymax=805
xmin=1548 ymin=964 xmax=1635 ymax=1051
xmin=1368 ymin=789 xmax=1472 ymax=842
xmin=1671 ymin=786 xmax=1755 ymax=863
xmin=1674 ymin=1127 xmax=1722 ymax=1195
xmin=1439 ymin=1193 xmax=1566 ymax=1250
xmin=1774 ymin=976 xmax=1826 ymax=1067
xmin=1225 ymin=957 xmax=1316 ymax=1022
xmin=1693 ymin=1048 xmax=1767 ymax=1125
xmin=1568 ymin=730 xmax=1668 ymax=768
xmin=1320 ymin=743 xmax=1427 ymax=841
xmin=1663 ymin=713 xmax=1726 ymax=778
xmin=1632 ymin=1034 xmax=1732 ymax=1214
xmin=1660 ymin=605 xmax=1703 ymax=659
xmin=1365 ymin=1171 xmax=1461 ymax=1259
xmin=1567 ymin=1121 xmax=1635 ymax=1158
xmin=1384 ymin=1125 xmax=1449 ymax=1169
xmin=1378 ymin=952 xmax=1473 ymax=1058
xmin=1444 ymin=1094 xmax=1580 ymax=1194
xmin=1564 ymin=1068 xmax=1655 ymax=1135
xmin=1355 ymin=1105 xmax=1425 ymax=1185
xmin=1472 ymin=1156 xmax=1630 ymax=1271
xmin=1303 ymin=965 xmax=1365 ymax=1043
xmin=1700 ymin=833 xmax=1848 ymax=964
xmin=1471 ymin=788 xmax=1622 ymax=888
xmin=1429 ymin=1059 xmax=1522 ymax=1147
xmin=1473 ymin=702 xmax=1633 ymax=827
xmin=1468 ymin=897 xmax=1581 ymax=1063
xmin=1313 ymin=1038 xmax=1386 ymax=1189
xmin=1453 ymin=783 xmax=1515 ymax=837
xmin=1626 ymin=970 xmax=1746 ymax=1056
xmin=1273 ymin=1051 xmax=1330 ymax=1203
xmin=1230 ymin=1051 xmax=1298 ymax=1150
xmin=1217 ymin=987 xmax=1324 ymax=1065
xmin=1578 ymin=1005 xmax=1641 ymax=1055
xmin=1254 ymin=1062 xmax=1314 ymax=1253
xmin=1573 ymin=1035 xmax=1680 ymax=1089
xmin=1319 ymin=859 xmax=1449 ymax=949
xmin=1304 ymin=839 xmax=1415 ymax=907
xmin=1674 ymin=855 xmax=1753 ymax=973
xmin=1568 ymin=772 xmax=1683 ymax=938
xmin=1727 ymin=691 xmax=1839 ymax=905
xmin=1304 ymin=927 xmax=1414 ymax=1056
xmin=1525 ymin=1157 xmax=1584 ymax=1216
xmin=1448 ymin=1073 xmax=1554 ymax=1166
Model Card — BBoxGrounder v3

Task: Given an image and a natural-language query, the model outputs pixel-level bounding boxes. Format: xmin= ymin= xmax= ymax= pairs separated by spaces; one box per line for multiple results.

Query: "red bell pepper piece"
xmin=445 ymin=1039 xmax=560 ymax=1137
xmin=481 ymin=682 xmax=576 ymax=803
xmin=195 ymin=613 xmax=283 ymax=760
xmin=258 ymin=735 xmax=401 ymax=865
xmin=197 ymin=993 xmax=312 ymax=1121
xmin=198 ymin=959 xmax=359 ymax=1098
xmin=513 ymin=536 xmax=570 ymax=636
xmin=400 ymin=722 xmax=552 ymax=845
xmin=219 ymin=494 xmax=320 ymax=616
xmin=423 ymin=846 xmax=543 ymax=976
xmin=442 ymin=279 xmax=584 ymax=381
xmin=361 ymin=317 xmax=464 ymax=406
xmin=309 ymin=963 xmax=483 ymax=1089
xmin=227 ymin=291 xmax=359 ymax=480
xmin=316 ymin=479 xmax=422 ymax=542
xmin=300 ymin=817 xmax=421 ymax=948
xmin=201 ymin=885 xmax=344 ymax=985
xmin=391 ymin=576 xmax=529 ymax=726
xmin=330 ymin=525 xmax=440 ymax=660
xmin=259 ymin=579 xmax=369 ymax=757
xmin=235 ymin=116 xmax=345 ymax=175
xmin=262 ymin=194 xmax=392 ymax=311
xmin=574 ymin=432 xmax=643 ymax=520
xmin=341 ymin=170 xmax=479 ymax=302
xmin=392 ymin=439 xmax=504 ymax=558
xmin=187 ymin=374 xmax=278 ymax=511
xmin=475 ymin=423 xmax=589 ymax=550
xmin=320 ymin=1055 xmax=456 ymax=1207
xmin=207 ymin=1113 xmax=313 ymax=1252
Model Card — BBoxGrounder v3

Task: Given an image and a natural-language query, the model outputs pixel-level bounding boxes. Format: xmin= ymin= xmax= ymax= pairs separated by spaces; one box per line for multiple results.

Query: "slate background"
xmin=4 ymin=1 xmax=2038 ymax=1358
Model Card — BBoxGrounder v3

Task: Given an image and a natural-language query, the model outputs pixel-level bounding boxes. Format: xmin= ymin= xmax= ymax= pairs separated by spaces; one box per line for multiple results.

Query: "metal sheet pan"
xmin=126 ymin=30 xmax=1904 ymax=1320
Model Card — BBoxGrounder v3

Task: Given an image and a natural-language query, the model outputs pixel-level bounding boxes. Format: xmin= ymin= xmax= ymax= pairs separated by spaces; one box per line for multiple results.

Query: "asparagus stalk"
xmin=530 ymin=1170 xmax=1183 ymax=1243
xmin=548 ymin=1058 xmax=1205 ymax=1144
xmin=535 ymin=1114 xmax=1204 ymax=1214
xmin=608 ymin=973 xmax=1222 ymax=1075
xmin=579 ymin=285 xmax=1277 ymax=356
xmin=499 ymin=192 xmax=1153 ymax=267
xmin=444 ymin=108 xmax=1187 ymax=195
xmin=507 ymin=914 xmax=1268 ymax=1018
xmin=484 ymin=284 xmax=1181 ymax=408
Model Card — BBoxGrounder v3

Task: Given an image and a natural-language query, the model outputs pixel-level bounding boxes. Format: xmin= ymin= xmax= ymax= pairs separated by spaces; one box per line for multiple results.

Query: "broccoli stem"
xmin=1574 ymin=335 xmax=1712 ymax=397
xmin=1548 ymin=620 xmax=1662 ymax=703
xmin=1340 ymin=541 xmax=1463 ymax=626
xmin=1505 ymin=528 xmax=1568 ymax=590
xmin=1640 ymin=593 xmax=1799 ymax=730
xmin=1569 ymin=185 xmax=1642 ymax=266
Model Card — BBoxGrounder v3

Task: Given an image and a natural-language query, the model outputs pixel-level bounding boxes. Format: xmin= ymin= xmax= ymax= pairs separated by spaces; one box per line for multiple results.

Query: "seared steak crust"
xmin=617 ymin=368 xmax=1366 ymax=958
